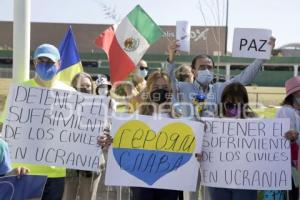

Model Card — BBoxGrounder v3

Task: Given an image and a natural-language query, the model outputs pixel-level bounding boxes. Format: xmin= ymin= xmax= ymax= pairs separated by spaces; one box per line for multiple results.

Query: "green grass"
xmin=253 ymin=107 xmax=278 ymax=119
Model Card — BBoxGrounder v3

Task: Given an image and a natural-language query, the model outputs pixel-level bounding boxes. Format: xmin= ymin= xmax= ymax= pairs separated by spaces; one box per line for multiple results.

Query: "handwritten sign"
xmin=105 ymin=114 xmax=204 ymax=191
xmin=176 ymin=21 xmax=190 ymax=53
xmin=2 ymin=85 xmax=109 ymax=171
xmin=200 ymin=117 xmax=291 ymax=190
xmin=0 ymin=175 xmax=47 ymax=199
xmin=232 ymin=28 xmax=272 ymax=59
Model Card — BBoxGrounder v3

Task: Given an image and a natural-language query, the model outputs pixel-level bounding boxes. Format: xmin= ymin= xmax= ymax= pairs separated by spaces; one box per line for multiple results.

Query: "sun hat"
xmin=285 ymin=76 xmax=300 ymax=97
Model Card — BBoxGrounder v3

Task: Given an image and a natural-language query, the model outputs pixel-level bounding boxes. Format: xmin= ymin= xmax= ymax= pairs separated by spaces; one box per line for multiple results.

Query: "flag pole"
xmin=13 ymin=0 xmax=31 ymax=83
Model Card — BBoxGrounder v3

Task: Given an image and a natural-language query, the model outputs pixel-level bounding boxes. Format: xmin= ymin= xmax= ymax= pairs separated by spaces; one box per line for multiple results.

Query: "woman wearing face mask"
xmin=131 ymin=70 xmax=182 ymax=200
xmin=123 ymin=60 xmax=149 ymax=112
xmin=99 ymin=70 xmax=184 ymax=200
xmin=63 ymin=72 xmax=101 ymax=200
xmin=208 ymin=82 xmax=258 ymax=200
xmin=266 ymin=76 xmax=300 ymax=200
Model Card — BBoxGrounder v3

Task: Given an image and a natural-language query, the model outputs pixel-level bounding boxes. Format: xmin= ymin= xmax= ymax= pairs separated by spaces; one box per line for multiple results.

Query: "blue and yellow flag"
xmin=57 ymin=26 xmax=83 ymax=85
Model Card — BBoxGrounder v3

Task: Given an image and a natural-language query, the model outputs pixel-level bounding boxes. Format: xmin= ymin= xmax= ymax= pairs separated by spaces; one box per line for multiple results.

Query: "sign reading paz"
xmin=232 ymin=28 xmax=272 ymax=59
xmin=105 ymin=114 xmax=204 ymax=191
xmin=3 ymin=85 xmax=109 ymax=171
xmin=200 ymin=118 xmax=291 ymax=190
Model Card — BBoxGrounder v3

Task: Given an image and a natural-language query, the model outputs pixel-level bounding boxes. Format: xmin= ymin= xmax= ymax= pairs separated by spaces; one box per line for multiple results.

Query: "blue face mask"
xmin=36 ymin=63 xmax=57 ymax=81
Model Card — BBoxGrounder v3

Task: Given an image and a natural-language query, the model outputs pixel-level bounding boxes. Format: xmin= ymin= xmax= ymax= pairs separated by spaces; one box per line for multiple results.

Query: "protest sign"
xmin=2 ymin=85 xmax=109 ymax=171
xmin=176 ymin=21 xmax=190 ymax=53
xmin=0 ymin=175 xmax=47 ymax=199
xmin=105 ymin=114 xmax=204 ymax=191
xmin=200 ymin=117 xmax=291 ymax=190
xmin=232 ymin=28 xmax=272 ymax=59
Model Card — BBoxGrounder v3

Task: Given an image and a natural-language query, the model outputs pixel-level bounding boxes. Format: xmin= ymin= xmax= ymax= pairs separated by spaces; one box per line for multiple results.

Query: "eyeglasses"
xmin=139 ymin=66 xmax=148 ymax=70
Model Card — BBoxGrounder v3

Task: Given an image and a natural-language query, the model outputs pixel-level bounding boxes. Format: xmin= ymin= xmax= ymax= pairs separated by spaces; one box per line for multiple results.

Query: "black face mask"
xmin=77 ymin=88 xmax=92 ymax=94
xmin=150 ymin=89 xmax=169 ymax=104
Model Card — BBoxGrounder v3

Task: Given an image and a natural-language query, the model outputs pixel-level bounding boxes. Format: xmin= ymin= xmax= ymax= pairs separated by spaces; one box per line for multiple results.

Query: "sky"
xmin=0 ymin=0 xmax=300 ymax=51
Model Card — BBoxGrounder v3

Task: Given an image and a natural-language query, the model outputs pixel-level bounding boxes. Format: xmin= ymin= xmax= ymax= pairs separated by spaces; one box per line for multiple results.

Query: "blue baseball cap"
xmin=34 ymin=44 xmax=60 ymax=62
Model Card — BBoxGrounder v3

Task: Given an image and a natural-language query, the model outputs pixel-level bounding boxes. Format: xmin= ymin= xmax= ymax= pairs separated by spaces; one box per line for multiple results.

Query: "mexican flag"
xmin=95 ymin=5 xmax=163 ymax=83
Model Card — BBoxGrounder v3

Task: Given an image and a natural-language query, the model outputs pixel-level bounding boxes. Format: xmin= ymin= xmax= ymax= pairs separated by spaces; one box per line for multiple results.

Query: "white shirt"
xmin=276 ymin=105 xmax=300 ymax=144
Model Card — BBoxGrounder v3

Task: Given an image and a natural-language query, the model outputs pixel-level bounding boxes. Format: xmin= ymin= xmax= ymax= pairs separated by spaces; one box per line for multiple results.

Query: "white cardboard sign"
xmin=200 ymin=117 xmax=291 ymax=190
xmin=232 ymin=28 xmax=272 ymax=59
xmin=176 ymin=21 xmax=190 ymax=53
xmin=105 ymin=113 xmax=204 ymax=191
xmin=3 ymin=85 xmax=109 ymax=171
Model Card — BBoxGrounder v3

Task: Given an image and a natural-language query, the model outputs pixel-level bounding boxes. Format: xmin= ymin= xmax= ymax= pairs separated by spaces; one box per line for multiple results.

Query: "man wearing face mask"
xmin=1 ymin=44 xmax=75 ymax=200
xmin=167 ymin=38 xmax=276 ymax=118
xmin=167 ymin=39 xmax=276 ymax=200
xmin=23 ymin=44 xmax=75 ymax=90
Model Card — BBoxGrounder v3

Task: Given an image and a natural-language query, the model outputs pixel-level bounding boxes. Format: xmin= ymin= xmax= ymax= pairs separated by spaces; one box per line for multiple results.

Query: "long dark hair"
xmin=281 ymin=94 xmax=294 ymax=106
xmin=220 ymin=82 xmax=256 ymax=118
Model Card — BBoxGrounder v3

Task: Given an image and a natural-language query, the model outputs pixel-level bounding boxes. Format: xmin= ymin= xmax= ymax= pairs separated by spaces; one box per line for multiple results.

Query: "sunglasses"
xmin=139 ymin=66 xmax=148 ymax=70
xmin=224 ymin=102 xmax=238 ymax=110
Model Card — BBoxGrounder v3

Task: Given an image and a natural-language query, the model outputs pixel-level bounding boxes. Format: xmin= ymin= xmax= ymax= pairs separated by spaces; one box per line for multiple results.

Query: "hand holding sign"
xmin=105 ymin=114 xmax=204 ymax=191
xmin=232 ymin=28 xmax=273 ymax=59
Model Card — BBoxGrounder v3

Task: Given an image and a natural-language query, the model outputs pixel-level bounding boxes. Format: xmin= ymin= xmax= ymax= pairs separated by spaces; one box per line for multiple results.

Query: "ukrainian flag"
xmin=57 ymin=26 xmax=83 ymax=85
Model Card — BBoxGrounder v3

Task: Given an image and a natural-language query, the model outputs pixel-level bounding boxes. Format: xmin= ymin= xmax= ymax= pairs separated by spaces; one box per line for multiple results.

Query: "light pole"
xmin=224 ymin=0 xmax=229 ymax=55
xmin=13 ymin=0 xmax=31 ymax=83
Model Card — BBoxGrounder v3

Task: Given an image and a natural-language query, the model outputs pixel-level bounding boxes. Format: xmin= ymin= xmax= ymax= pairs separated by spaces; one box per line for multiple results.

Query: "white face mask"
xmin=137 ymin=69 xmax=148 ymax=78
xmin=98 ymin=87 xmax=108 ymax=96
xmin=295 ymin=97 xmax=300 ymax=105
xmin=196 ymin=69 xmax=213 ymax=86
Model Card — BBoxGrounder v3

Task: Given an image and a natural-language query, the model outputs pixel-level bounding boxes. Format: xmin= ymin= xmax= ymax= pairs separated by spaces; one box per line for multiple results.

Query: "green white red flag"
xmin=95 ymin=5 xmax=163 ymax=83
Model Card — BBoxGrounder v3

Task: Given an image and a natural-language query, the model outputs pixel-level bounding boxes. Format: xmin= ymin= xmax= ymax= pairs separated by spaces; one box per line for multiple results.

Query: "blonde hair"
xmin=139 ymin=69 xmax=172 ymax=116
xmin=175 ymin=64 xmax=193 ymax=82
xmin=71 ymin=72 xmax=95 ymax=93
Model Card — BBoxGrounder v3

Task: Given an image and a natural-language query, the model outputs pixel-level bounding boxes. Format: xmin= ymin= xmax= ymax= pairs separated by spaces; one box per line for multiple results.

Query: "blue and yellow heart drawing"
xmin=112 ymin=120 xmax=196 ymax=185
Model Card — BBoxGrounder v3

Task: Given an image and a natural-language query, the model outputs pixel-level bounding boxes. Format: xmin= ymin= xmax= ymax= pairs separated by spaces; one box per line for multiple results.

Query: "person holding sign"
xmin=99 ymin=69 xmax=184 ymax=200
xmin=63 ymin=72 xmax=101 ymax=200
xmin=166 ymin=37 xmax=275 ymax=118
xmin=167 ymin=36 xmax=275 ymax=200
xmin=272 ymin=76 xmax=300 ymax=200
xmin=207 ymin=82 xmax=258 ymax=200
xmin=0 ymin=44 xmax=76 ymax=200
